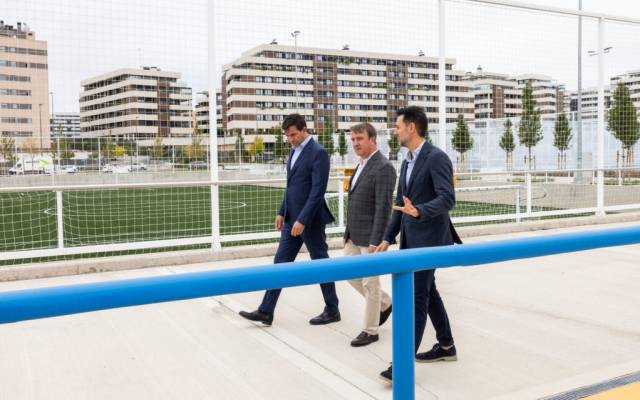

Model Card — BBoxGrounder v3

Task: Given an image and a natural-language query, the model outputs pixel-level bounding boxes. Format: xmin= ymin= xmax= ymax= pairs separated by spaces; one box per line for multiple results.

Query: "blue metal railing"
xmin=1 ymin=226 xmax=639 ymax=399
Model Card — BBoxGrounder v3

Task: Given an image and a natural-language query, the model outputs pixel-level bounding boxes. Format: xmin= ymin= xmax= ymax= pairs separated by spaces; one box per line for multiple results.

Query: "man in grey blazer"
xmin=343 ymin=123 xmax=396 ymax=347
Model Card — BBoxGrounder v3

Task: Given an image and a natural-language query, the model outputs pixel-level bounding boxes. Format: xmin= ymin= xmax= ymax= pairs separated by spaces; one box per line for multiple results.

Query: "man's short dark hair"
xmin=397 ymin=106 xmax=428 ymax=137
xmin=282 ymin=113 xmax=307 ymax=131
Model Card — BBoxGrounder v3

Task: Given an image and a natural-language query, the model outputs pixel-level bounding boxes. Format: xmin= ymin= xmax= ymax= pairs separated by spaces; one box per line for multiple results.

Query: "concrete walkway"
xmin=1 ymin=222 xmax=639 ymax=400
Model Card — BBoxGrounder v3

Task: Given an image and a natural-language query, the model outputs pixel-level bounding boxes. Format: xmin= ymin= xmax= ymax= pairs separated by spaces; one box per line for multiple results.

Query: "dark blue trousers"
xmin=259 ymin=223 xmax=339 ymax=315
xmin=414 ymin=269 xmax=454 ymax=353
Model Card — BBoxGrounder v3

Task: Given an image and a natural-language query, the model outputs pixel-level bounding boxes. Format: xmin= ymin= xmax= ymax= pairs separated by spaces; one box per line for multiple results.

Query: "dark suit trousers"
xmin=414 ymin=269 xmax=454 ymax=353
xmin=258 ymin=223 xmax=339 ymax=315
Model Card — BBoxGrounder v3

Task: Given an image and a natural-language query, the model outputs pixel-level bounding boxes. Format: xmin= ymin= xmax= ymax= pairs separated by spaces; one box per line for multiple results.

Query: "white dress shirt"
xmin=290 ymin=135 xmax=312 ymax=169
xmin=405 ymin=140 xmax=426 ymax=187
xmin=351 ymin=150 xmax=378 ymax=188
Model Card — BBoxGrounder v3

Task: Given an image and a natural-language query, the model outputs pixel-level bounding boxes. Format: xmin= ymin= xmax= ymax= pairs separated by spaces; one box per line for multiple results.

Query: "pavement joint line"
xmin=166 ymin=265 xmax=386 ymax=400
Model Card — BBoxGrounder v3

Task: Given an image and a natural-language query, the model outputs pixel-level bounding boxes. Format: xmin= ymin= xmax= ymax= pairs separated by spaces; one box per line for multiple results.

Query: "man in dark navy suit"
xmin=376 ymin=106 xmax=462 ymax=383
xmin=239 ymin=113 xmax=340 ymax=326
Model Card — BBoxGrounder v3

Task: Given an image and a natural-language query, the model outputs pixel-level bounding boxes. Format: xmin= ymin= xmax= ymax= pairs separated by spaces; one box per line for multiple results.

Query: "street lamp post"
xmin=38 ymin=103 xmax=43 ymax=155
xmin=577 ymin=0 xmax=583 ymax=182
xmin=50 ymin=91 xmax=60 ymax=173
xmin=291 ymin=30 xmax=301 ymax=112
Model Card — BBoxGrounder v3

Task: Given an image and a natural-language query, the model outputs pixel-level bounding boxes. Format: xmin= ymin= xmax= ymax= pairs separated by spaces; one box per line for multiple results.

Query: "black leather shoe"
xmin=239 ymin=310 xmax=273 ymax=326
xmin=415 ymin=343 xmax=457 ymax=362
xmin=379 ymin=365 xmax=392 ymax=384
xmin=309 ymin=310 xmax=341 ymax=325
xmin=351 ymin=331 xmax=379 ymax=347
xmin=379 ymin=305 xmax=392 ymax=326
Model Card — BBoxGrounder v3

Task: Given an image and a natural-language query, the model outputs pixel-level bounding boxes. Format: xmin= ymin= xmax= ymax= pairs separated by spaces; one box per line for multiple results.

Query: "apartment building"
xmin=513 ymin=74 xmax=565 ymax=118
xmin=611 ymin=70 xmax=640 ymax=113
xmin=79 ymin=66 xmax=193 ymax=146
xmin=50 ymin=112 xmax=80 ymax=137
xmin=462 ymin=66 xmax=522 ymax=125
xmin=564 ymin=86 xmax=612 ymax=121
xmin=194 ymin=90 xmax=222 ymax=137
xmin=0 ymin=21 xmax=50 ymax=149
xmin=220 ymin=44 xmax=474 ymax=135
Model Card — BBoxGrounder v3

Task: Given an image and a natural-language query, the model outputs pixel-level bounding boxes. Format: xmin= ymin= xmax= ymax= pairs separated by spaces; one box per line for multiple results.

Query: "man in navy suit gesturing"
xmin=376 ymin=106 xmax=461 ymax=383
xmin=239 ymin=113 xmax=340 ymax=326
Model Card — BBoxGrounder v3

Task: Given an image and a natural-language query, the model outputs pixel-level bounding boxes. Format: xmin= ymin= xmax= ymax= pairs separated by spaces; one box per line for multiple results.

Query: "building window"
xmin=0 ymin=117 xmax=32 ymax=124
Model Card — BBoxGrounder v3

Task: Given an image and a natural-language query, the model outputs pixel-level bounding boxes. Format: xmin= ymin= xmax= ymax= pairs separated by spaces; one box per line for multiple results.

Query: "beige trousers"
xmin=344 ymin=240 xmax=392 ymax=334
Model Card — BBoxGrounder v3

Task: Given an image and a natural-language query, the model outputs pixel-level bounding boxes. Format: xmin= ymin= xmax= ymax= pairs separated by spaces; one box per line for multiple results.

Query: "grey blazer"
xmin=344 ymin=151 xmax=397 ymax=247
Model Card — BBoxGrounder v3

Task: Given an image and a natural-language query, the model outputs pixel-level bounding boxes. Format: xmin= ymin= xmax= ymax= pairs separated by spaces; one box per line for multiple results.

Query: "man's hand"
xmin=291 ymin=221 xmax=305 ymax=237
xmin=392 ymin=196 xmax=420 ymax=218
xmin=375 ymin=240 xmax=390 ymax=253
xmin=275 ymin=215 xmax=284 ymax=231
xmin=367 ymin=245 xmax=376 ymax=254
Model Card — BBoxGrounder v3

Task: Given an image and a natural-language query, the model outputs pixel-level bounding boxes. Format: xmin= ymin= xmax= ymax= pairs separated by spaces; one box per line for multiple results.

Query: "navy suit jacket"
xmin=383 ymin=141 xmax=461 ymax=248
xmin=278 ymin=137 xmax=335 ymax=227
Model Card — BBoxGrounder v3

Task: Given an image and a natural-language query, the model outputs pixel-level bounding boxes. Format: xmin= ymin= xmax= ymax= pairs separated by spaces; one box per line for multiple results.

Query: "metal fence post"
xmin=438 ymin=0 xmax=447 ymax=151
xmin=392 ymin=271 xmax=415 ymax=400
xmin=526 ymin=172 xmax=532 ymax=217
xmin=515 ymin=186 xmax=521 ymax=223
xmin=208 ymin=0 xmax=221 ymax=250
xmin=56 ymin=190 xmax=64 ymax=249
xmin=338 ymin=178 xmax=345 ymax=228
xmin=596 ymin=17 xmax=606 ymax=217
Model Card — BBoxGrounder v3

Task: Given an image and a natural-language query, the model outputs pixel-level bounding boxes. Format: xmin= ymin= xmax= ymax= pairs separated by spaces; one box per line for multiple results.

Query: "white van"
xmin=9 ymin=156 xmax=54 ymax=175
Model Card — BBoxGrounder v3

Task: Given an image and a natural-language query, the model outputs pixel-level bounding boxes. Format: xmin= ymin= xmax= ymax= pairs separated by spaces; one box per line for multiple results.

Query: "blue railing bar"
xmin=1 ymin=226 xmax=638 ymax=324
xmin=392 ymin=272 xmax=415 ymax=399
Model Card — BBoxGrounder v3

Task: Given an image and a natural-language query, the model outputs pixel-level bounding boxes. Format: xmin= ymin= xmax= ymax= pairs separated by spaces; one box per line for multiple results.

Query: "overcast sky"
xmin=4 ymin=0 xmax=640 ymax=113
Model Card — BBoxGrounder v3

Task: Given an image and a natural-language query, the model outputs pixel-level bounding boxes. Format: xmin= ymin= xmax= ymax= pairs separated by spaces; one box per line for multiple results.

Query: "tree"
xmin=388 ymin=130 xmax=400 ymax=161
xmin=150 ymin=136 xmax=164 ymax=161
xmin=57 ymin=136 xmax=75 ymax=160
xmin=101 ymin=130 xmax=116 ymax=160
xmin=337 ymin=129 xmax=347 ymax=163
xmin=186 ymin=124 xmax=205 ymax=161
xmin=235 ymin=131 xmax=245 ymax=162
xmin=318 ymin=116 xmax=335 ymax=156
xmin=608 ymin=82 xmax=640 ymax=166
xmin=519 ymin=82 xmax=543 ymax=169
xmin=499 ymin=119 xmax=516 ymax=170
xmin=451 ymin=114 xmax=473 ymax=171
xmin=248 ymin=135 xmax=265 ymax=161
xmin=553 ymin=112 xmax=572 ymax=169
xmin=0 ymin=137 xmax=17 ymax=163
xmin=22 ymin=139 xmax=39 ymax=166
xmin=272 ymin=126 xmax=289 ymax=162
xmin=113 ymin=144 xmax=127 ymax=158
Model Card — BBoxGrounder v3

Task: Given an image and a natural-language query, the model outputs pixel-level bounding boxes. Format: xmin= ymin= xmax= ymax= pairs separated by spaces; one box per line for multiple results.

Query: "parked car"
xmin=59 ymin=165 xmax=78 ymax=174
xmin=101 ymin=164 xmax=113 ymax=173
xmin=131 ymin=162 xmax=147 ymax=171
xmin=102 ymin=164 xmax=131 ymax=173
xmin=188 ymin=161 xmax=208 ymax=170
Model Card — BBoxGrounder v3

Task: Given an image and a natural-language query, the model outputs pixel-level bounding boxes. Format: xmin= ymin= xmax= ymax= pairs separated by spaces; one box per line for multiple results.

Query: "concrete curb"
xmin=2 ymin=211 xmax=640 ymax=282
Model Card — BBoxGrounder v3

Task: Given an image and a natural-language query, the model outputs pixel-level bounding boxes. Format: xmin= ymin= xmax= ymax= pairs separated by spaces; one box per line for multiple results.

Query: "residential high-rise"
xmin=220 ymin=44 xmax=474 ymax=135
xmin=564 ymin=86 xmax=612 ymax=121
xmin=513 ymin=74 xmax=565 ymax=118
xmin=50 ymin=112 xmax=80 ymax=137
xmin=0 ymin=21 xmax=50 ymax=150
xmin=462 ymin=66 xmax=522 ymax=127
xmin=79 ymin=66 xmax=193 ymax=147
xmin=610 ymin=70 xmax=640 ymax=113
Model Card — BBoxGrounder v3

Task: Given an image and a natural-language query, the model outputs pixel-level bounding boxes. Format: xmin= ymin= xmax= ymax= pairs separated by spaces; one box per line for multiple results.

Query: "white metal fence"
xmin=1 ymin=167 xmax=639 ymax=263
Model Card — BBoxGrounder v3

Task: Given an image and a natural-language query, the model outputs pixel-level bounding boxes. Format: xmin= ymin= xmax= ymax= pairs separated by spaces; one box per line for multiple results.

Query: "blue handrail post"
xmin=392 ymin=271 xmax=415 ymax=400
